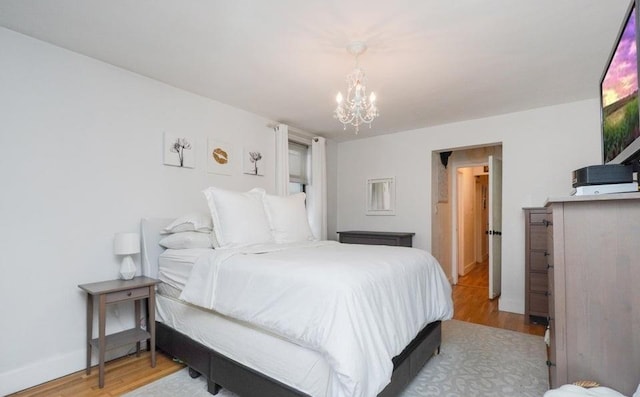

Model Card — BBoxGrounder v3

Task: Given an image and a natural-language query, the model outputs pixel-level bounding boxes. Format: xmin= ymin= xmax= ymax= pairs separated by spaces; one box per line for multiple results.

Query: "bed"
xmin=141 ymin=213 xmax=452 ymax=397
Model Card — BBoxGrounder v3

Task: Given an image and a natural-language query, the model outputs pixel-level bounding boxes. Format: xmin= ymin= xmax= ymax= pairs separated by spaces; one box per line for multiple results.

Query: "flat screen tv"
xmin=601 ymin=0 xmax=640 ymax=166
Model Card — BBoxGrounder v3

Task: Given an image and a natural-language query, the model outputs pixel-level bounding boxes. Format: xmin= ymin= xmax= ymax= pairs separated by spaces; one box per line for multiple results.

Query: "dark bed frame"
xmin=156 ymin=319 xmax=441 ymax=397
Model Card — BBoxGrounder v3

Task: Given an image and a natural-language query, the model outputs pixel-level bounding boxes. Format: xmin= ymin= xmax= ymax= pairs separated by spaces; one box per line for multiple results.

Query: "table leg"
xmin=86 ymin=294 xmax=93 ymax=375
xmin=148 ymin=286 xmax=156 ymax=367
xmin=98 ymin=294 xmax=106 ymax=388
xmin=135 ymin=299 xmax=141 ymax=357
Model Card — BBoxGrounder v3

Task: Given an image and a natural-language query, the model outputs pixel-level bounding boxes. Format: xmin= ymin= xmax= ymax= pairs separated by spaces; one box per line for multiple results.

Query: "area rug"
xmin=124 ymin=320 xmax=548 ymax=397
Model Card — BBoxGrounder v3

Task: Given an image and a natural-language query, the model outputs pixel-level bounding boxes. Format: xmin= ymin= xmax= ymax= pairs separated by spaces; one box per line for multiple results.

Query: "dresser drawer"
xmin=529 ymin=292 xmax=549 ymax=315
xmin=530 ymin=250 xmax=548 ymax=272
xmin=530 ymin=212 xmax=548 ymax=224
xmin=106 ymin=286 xmax=149 ymax=304
xmin=530 ymin=225 xmax=547 ymax=250
xmin=530 ymin=272 xmax=548 ymax=292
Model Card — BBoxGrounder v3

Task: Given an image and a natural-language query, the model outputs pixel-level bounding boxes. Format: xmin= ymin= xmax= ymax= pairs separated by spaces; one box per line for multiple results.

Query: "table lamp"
xmin=113 ymin=232 xmax=140 ymax=280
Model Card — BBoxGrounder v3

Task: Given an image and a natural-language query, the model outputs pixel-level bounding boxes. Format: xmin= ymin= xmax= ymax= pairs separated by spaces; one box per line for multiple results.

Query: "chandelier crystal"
xmin=334 ymin=42 xmax=379 ymax=134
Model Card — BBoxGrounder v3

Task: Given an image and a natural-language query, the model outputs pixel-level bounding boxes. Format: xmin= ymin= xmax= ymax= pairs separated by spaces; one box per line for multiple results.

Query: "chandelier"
xmin=334 ymin=42 xmax=379 ymax=134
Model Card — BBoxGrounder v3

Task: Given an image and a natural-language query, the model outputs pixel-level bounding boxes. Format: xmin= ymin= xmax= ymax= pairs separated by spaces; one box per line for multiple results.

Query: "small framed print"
xmin=207 ymin=139 xmax=233 ymax=175
xmin=243 ymin=148 xmax=264 ymax=176
xmin=163 ymin=133 xmax=195 ymax=168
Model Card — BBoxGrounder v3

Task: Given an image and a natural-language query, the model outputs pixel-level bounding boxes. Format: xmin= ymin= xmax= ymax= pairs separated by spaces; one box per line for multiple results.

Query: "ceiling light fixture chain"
xmin=334 ymin=41 xmax=379 ymax=134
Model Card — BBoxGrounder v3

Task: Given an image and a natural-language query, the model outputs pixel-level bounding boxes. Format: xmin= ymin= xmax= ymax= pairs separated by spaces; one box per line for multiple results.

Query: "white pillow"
xmin=203 ymin=187 xmax=274 ymax=248
xmin=158 ymin=231 xmax=214 ymax=249
xmin=263 ymin=193 xmax=315 ymax=243
xmin=163 ymin=212 xmax=213 ymax=234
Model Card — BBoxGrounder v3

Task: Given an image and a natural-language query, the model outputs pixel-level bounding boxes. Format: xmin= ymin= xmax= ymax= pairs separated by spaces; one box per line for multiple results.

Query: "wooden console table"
xmin=337 ymin=231 xmax=415 ymax=247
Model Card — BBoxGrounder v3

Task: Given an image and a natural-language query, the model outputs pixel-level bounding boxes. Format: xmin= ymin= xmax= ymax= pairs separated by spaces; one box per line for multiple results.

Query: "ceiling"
xmin=0 ymin=0 xmax=631 ymax=141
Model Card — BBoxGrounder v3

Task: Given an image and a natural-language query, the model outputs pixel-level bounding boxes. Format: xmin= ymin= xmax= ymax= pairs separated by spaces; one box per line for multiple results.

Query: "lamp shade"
xmin=113 ymin=232 xmax=140 ymax=255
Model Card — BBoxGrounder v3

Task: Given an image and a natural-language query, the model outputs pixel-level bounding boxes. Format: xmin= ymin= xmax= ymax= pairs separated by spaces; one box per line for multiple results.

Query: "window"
xmin=288 ymin=141 xmax=309 ymax=194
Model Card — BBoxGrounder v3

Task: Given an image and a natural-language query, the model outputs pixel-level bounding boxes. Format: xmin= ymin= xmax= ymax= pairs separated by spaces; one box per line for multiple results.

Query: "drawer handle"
xmin=127 ymin=291 xmax=132 ymax=297
xmin=546 ymin=360 xmax=556 ymax=367
xmin=547 ymin=316 xmax=554 ymax=322
xmin=545 ymin=291 xmax=552 ymax=297
xmin=542 ymin=219 xmax=553 ymax=227
xmin=547 ymin=263 xmax=554 ymax=269
xmin=543 ymin=251 xmax=550 ymax=257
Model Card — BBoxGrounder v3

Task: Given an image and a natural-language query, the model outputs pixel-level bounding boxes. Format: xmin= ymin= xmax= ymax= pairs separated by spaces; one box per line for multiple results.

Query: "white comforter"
xmin=180 ymin=241 xmax=453 ymax=397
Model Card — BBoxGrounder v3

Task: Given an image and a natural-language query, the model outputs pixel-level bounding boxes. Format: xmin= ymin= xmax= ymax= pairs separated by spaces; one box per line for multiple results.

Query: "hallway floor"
xmin=452 ymin=260 xmax=545 ymax=336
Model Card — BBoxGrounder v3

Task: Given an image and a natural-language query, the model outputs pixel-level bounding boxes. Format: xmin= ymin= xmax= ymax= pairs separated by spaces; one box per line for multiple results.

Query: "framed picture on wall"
xmin=243 ymin=148 xmax=264 ymax=176
xmin=207 ymin=139 xmax=233 ymax=175
xmin=163 ymin=133 xmax=195 ymax=168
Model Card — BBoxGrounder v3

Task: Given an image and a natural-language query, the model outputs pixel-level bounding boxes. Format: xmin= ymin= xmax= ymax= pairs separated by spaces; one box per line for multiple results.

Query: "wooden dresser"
xmin=337 ymin=231 xmax=415 ymax=247
xmin=523 ymin=207 xmax=549 ymax=324
xmin=545 ymin=193 xmax=640 ymax=395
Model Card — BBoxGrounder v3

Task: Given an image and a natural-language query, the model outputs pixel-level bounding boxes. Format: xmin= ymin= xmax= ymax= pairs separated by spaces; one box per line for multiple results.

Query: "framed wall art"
xmin=207 ymin=139 xmax=233 ymax=175
xmin=243 ymin=148 xmax=264 ymax=176
xmin=163 ymin=133 xmax=195 ymax=168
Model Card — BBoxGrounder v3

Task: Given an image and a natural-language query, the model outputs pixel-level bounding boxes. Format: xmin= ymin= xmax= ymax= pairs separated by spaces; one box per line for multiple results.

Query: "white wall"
xmin=0 ymin=27 xmax=280 ymax=395
xmin=337 ymin=99 xmax=601 ymax=314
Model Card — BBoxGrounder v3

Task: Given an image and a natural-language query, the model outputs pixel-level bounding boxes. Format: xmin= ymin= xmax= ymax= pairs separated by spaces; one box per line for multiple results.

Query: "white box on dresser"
xmin=544 ymin=192 xmax=640 ymax=396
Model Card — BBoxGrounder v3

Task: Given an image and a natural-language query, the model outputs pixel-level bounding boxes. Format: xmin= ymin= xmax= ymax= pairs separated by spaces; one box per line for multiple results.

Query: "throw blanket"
xmin=180 ymin=241 xmax=453 ymax=397
xmin=544 ymin=384 xmax=640 ymax=397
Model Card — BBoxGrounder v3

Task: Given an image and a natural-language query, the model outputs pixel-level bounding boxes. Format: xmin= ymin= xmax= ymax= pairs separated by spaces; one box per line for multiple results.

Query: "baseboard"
xmin=0 ymin=344 xmax=139 ymax=395
xmin=463 ymin=260 xmax=476 ymax=275
xmin=458 ymin=260 xmax=476 ymax=277
xmin=498 ymin=297 xmax=524 ymax=314
xmin=0 ymin=347 xmax=85 ymax=396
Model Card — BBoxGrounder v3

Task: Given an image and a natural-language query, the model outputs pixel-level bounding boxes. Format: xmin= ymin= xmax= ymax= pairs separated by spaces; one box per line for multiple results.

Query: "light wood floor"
xmin=9 ymin=352 xmax=185 ymax=397
xmin=11 ymin=262 xmax=545 ymax=396
xmin=453 ymin=260 xmax=545 ymax=336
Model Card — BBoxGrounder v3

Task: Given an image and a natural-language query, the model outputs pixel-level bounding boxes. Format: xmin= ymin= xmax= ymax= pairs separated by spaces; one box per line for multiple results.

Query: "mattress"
xmin=156 ymin=249 xmax=333 ymax=396
xmin=158 ymin=248 xmax=211 ymax=290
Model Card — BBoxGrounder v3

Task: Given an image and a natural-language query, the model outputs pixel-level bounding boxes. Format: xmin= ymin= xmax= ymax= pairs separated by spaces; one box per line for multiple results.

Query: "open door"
xmin=488 ymin=155 xmax=502 ymax=299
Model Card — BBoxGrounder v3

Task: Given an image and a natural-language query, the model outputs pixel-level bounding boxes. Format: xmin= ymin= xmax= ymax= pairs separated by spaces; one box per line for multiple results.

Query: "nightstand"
xmin=78 ymin=276 xmax=161 ymax=388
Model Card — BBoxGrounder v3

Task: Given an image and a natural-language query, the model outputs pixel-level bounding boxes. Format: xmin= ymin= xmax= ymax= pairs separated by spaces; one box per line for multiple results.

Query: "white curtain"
xmin=308 ymin=137 xmax=327 ymax=240
xmin=274 ymin=124 xmax=289 ymax=196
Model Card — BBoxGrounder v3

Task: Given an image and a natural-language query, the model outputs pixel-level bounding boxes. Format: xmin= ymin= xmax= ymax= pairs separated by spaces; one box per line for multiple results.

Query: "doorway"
xmin=430 ymin=144 xmax=541 ymax=331
xmin=430 ymin=144 xmax=502 ymax=302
